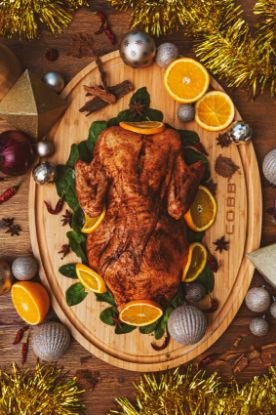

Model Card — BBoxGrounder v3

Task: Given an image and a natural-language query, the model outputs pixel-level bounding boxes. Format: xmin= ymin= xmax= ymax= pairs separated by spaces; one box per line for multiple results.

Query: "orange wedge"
xmin=81 ymin=209 xmax=106 ymax=234
xmin=11 ymin=281 xmax=50 ymax=325
xmin=184 ymin=185 xmax=217 ymax=232
xmin=183 ymin=243 xmax=208 ymax=282
xmin=119 ymin=121 xmax=165 ymax=135
xmin=195 ymin=91 xmax=235 ymax=131
xmin=164 ymin=58 xmax=210 ymax=103
xmin=119 ymin=300 xmax=163 ymax=327
xmin=76 ymin=263 xmax=107 ymax=293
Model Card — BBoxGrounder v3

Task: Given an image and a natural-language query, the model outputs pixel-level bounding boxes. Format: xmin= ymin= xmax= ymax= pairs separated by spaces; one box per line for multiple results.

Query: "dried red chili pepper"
xmin=151 ymin=333 xmax=171 ymax=351
xmin=44 ymin=197 xmax=64 ymax=214
xmin=0 ymin=183 xmax=21 ymax=204
xmin=205 ymin=297 xmax=220 ymax=313
xmin=95 ymin=10 xmax=116 ymax=45
xmin=21 ymin=333 xmax=30 ymax=365
xmin=13 ymin=325 xmax=29 ymax=345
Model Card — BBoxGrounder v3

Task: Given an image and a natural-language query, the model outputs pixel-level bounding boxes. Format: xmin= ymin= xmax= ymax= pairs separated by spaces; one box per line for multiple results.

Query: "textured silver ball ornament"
xmin=42 ymin=71 xmax=65 ymax=93
xmin=229 ymin=121 xmax=252 ymax=144
xmin=32 ymin=321 xmax=71 ymax=362
xmin=155 ymin=42 xmax=178 ymax=68
xmin=32 ymin=161 xmax=56 ymax=184
xmin=245 ymin=287 xmax=271 ymax=313
xmin=11 ymin=255 xmax=38 ymax=281
xmin=168 ymin=305 xmax=207 ymax=345
xmin=185 ymin=283 xmax=206 ymax=303
xmin=120 ymin=31 xmax=156 ymax=68
xmin=36 ymin=140 xmax=55 ymax=158
xmin=177 ymin=104 xmax=195 ymax=123
xmin=270 ymin=300 xmax=276 ymax=319
xmin=249 ymin=316 xmax=269 ymax=337
xmin=262 ymin=149 xmax=276 ymax=186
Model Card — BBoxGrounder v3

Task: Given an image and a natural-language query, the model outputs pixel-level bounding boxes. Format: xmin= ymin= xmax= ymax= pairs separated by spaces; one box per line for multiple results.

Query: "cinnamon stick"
xmin=84 ymin=85 xmax=117 ymax=104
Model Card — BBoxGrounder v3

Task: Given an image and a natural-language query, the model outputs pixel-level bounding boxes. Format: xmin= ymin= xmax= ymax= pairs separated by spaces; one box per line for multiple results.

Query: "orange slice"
xmin=119 ymin=300 xmax=163 ymax=327
xmin=76 ymin=263 xmax=107 ymax=293
xmin=184 ymin=185 xmax=217 ymax=232
xmin=183 ymin=242 xmax=208 ymax=282
xmin=11 ymin=281 xmax=50 ymax=325
xmin=81 ymin=209 xmax=106 ymax=234
xmin=195 ymin=91 xmax=235 ymax=131
xmin=119 ymin=121 xmax=165 ymax=135
xmin=164 ymin=58 xmax=210 ymax=103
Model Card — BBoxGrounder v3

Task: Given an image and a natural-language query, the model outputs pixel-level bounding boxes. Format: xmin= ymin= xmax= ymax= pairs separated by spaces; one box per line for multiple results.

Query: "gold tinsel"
xmin=109 ymin=0 xmax=276 ymax=97
xmin=0 ymin=0 xmax=89 ymax=39
xmin=110 ymin=366 xmax=276 ymax=415
xmin=0 ymin=362 xmax=85 ymax=415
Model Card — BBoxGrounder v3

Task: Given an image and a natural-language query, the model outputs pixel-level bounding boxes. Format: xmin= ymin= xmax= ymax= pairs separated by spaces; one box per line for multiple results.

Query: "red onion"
xmin=0 ymin=130 xmax=35 ymax=176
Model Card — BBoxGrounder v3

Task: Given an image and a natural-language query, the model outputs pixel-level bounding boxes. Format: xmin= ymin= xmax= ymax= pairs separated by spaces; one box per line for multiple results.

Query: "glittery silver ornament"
xmin=229 ymin=121 xmax=252 ymax=144
xmin=262 ymin=149 xmax=276 ymax=186
xmin=42 ymin=71 xmax=65 ymax=93
xmin=185 ymin=283 xmax=206 ymax=303
xmin=249 ymin=316 xmax=269 ymax=337
xmin=12 ymin=255 xmax=38 ymax=281
xmin=155 ymin=42 xmax=178 ymax=68
xmin=177 ymin=104 xmax=195 ymax=123
xmin=32 ymin=161 xmax=56 ymax=184
xmin=245 ymin=287 xmax=271 ymax=313
xmin=36 ymin=139 xmax=55 ymax=158
xmin=270 ymin=300 xmax=276 ymax=319
xmin=32 ymin=321 xmax=71 ymax=362
xmin=168 ymin=304 xmax=207 ymax=345
xmin=120 ymin=31 xmax=156 ymax=68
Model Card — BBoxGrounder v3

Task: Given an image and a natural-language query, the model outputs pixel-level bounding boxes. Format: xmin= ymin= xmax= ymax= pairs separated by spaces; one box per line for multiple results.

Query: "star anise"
xmin=129 ymin=101 xmax=146 ymax=117
xmin=216 ymin=132 xmax=232 ymax=148
xmin=6 ymin=224 xmax=22 ymax=236
xmin=214 ymin=236 xmax=230 ymax=253
xmin=58 ymin=244 xmax=71 ymax=259
xmin=61 ymin=209 xmax=73 ymax=227
xmin=0 ymin=217 xmax=14 ymax=229
xmin=205 ymin=179 xmax=217 ymax=196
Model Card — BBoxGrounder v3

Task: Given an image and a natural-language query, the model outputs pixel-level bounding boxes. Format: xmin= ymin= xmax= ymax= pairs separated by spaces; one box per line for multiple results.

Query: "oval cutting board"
xmin=29 ymin=51 xmax=262 ymax=371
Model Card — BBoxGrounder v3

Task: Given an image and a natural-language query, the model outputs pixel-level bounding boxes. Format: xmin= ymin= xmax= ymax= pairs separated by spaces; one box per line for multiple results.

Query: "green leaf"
xmin=178 ymin=129 xmax=200 ymax=145
xmin=197 ymin=264 xmax=215 ymax=292
xmin=154 ymin=307 xmax=173 ymax=340
xmin=64 ymin=185 xmax=79 ymax=211
xmin=115 ymin=323 xmax=136 ymax=334
xmin=66 ymin=282 xmax=87 ymax=306
xmin=146 ymin=108 xmax=164 ymax=121
xmin=130 ymin=87 xmax=150 ymax=109
xmin=71 ymin=207 xmax=84 ymax=232
xmin=59 ymin=263 xmax=78 ymax=279
xmin=187 ymin=229 xmax=205 ymax=243
xmin=66 ymin=230 xmax=87 ymax=263
xmin=183 ymin=147 xmax=210 ymax=181
xmin=55 ymin=165 xmax=75 ymax=197
xmin=100 ymin=306 xmax=116 ymax=326
xmin=107 ymin=117 xmax=120 ymax=127
xmin=139 ymin=319 xmax=159 ymax=334
xmin=88 ymin=121 xmax=107 ymax=151
xmin=66 ymin=144 xmax=79 ymax=168
xmin=78 ymin=141 xmax=92 ymax=163
xmin=95 ymin=291 xmax=116 ymax=307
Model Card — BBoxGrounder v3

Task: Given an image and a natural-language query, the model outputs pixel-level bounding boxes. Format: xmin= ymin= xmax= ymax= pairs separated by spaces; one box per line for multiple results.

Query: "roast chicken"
xmin=75 ymin=126 xmax=205 ymax=308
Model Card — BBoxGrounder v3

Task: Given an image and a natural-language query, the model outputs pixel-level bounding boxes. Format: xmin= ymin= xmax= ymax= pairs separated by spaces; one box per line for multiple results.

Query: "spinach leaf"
xmin=187 ymin=229 xmax=204 ymax=243
xmin=59 ymin=263 xmax=78 ymax=279
xmin=197 ymin=264 xmax=215 ymax=292
xmin=88 ymin=121 xmax=107 ymax=151
xmin=183 ymin=146 xmax=210 ymax=181
xmin=71 ymin=207 xmax=84 ymax=232
xmin=178 ymin=129 xmax=200 ymax=145
xmin=66 ymin=282 xmax=87 ymax=306
xmin=55 ymin=165 xmax=75 ymax=197
xmin=95 ymin=291 xmax=116 ymax=307
xmin=139 ymin=319 xmax=159 ymax=334
xmin=146 ymin=108 xmax=164 ymax=121
xmin=64 ymin=185 xmax=79 ymax=211
xmin=115 ymin=323 xmax=136 ymax=334
xmin=66 ymin=144 xmax=79 ymax=168
xmin=130 ymin=87 xmax=150 ymax=109
xmin=78 ymin=141 xmax=91 ymax=163
xmin=66 ymin=230 xmax=87 ymax=263
xmin=154 ymin=307 xmax=173 ymax=340
xmin=100 ymin=306 xmax=116 ymax=326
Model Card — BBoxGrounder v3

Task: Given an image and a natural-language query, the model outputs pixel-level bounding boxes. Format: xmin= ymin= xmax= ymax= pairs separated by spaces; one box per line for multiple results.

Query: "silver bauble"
xmin=155 ymin=42 xmax=178 ymax=68
xmin=32 ymin=161 xmax=56 ymax=184
xmin=177 ymin=104 xmax=195 ymax=123
xmin=270 ymin=301 xmax=276 ymax=319
xmin=42 ymin=71 xmax=65 ymax=93
xmin=36 ymin=140 xmax=55 ymax=158
xmin=249 ymin=317 xmax=269 ymax=337
xmin=120 ymin=31 xmax=156 ymax=68
xmin=229 ymin=121 xmax=252 ymax=144
xmin=168 ymin=305 xmax=207 ymax=345
xmin=0 ymin=259 xmax=12 ymax=295
xmin=12 ymin=255 xmax=38 ymax=281
xmin=262 ymin=149 xmax=276 ymax=186
xmin=245 ymin=287 xmax=271 ymax=313
xmin=185 ymin=283 xmax=206 ymax=303
xmin=32 ymin=321 xmax=71 ymax=362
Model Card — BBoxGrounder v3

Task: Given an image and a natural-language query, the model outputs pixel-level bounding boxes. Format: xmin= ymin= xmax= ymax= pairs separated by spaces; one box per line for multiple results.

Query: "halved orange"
xmin=76 ymin=263 xmax=107 ymax=293
xmin=195 ymin=91 xmax=235 ymax=131
xmin=184 ymin=185 xmax=217 ymax=232
xmin=119 ymin=121 xmax=165 ymax=135
xmin=119 ymin=300 xmax=163 ymax=327
xmin=11 ymin=281 xmax=50 ymax=325
xmin=183 ymin=242 xmax=207 ymax=282
xmin=164 ymin=58 xmax=210 ymax=103
xmin=81 ymin=209 xmax=106 ymax=234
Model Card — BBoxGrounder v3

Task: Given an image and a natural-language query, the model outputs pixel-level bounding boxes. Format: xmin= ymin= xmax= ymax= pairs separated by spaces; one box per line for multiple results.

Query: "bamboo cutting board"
xmin=29 ymin=51 xmax=262 ymax=371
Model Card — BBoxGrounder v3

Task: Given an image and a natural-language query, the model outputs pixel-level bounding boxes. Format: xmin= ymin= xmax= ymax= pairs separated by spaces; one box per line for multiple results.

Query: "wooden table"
xmin=0 ymin=2 xmax=275 ymax=414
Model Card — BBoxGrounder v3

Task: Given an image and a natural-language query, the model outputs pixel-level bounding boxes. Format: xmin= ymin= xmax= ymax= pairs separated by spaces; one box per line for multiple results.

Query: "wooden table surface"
xmin=0 ymin=2 xmax=275 ymax=414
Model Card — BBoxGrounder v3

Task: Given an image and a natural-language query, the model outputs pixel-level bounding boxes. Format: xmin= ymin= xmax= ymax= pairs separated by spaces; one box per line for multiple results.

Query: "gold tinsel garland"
xmin=110 ymin=366 xmax=276 ymax=415
xmin=0 ymin=362 xmax=85 ymax=415
xmin=109 ymin=0 xmax=276 ymax=97
xmin=0 ymin=0 xmax=89 ymax=39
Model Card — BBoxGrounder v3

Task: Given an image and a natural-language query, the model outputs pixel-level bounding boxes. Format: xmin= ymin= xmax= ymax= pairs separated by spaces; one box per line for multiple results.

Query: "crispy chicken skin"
xmin=75 ymin=126 xmax=205 ymax=308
